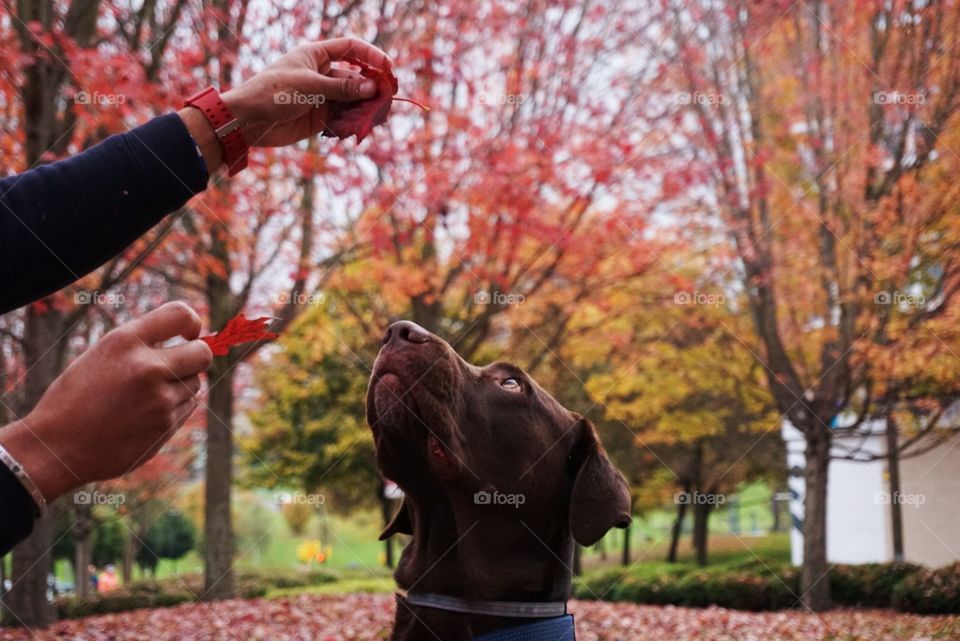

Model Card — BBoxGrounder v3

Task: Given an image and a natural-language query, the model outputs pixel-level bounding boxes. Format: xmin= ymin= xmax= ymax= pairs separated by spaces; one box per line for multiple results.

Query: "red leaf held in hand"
xmin=201 ymin=314 xmax=279 ymax=356
xmin=323 ymin=57 xmax=428 ymax=142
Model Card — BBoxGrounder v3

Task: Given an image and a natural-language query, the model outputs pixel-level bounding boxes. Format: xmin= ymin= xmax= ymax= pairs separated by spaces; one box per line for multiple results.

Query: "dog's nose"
xmin=383 ymin=320 xmax=432 ymax=346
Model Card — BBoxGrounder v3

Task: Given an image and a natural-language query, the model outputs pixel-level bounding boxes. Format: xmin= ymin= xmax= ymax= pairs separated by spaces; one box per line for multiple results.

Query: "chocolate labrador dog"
xmin=367 ymin=321 xmax=631 ymax=641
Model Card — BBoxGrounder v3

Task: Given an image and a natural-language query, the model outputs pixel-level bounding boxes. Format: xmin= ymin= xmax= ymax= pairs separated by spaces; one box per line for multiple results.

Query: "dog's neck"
xmin=389 ymin=493 xmax=573 ymax=641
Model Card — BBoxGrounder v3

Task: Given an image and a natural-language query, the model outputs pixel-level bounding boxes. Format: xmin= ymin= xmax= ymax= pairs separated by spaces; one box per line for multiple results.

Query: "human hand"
xmin=224 ymin=37 xmax=393 ymax=147
xmin=0 ymin=302 xmax=213 ymax=503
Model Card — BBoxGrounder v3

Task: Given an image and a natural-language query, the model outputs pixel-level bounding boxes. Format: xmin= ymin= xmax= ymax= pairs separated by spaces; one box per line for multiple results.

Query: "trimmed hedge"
xmin=576 ymin=560 xmax=958 ymax=613
xmin=893 ymin=562 xmax=960 ymax=614
xmin=830 ymin=562 xmax=922 ymax=608
xmin=56 ymin=569 xmax=339 ymax=620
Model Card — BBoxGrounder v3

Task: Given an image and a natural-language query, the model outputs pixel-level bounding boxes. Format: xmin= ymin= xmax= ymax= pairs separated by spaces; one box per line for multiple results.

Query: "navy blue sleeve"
xmin=0 ymin=461 xmax=36 ymax=555
xmin=0 ymin=113 xmax=209 ymax=314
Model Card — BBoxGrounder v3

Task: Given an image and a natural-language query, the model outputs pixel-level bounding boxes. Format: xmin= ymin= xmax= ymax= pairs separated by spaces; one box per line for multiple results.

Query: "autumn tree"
xmin=657 ymin=0 xmax=960 ymax=608
xmin=243 ymin=0 xmax=662 ymax=575
xmin=0 ymin=0 xmax=200 ymax=624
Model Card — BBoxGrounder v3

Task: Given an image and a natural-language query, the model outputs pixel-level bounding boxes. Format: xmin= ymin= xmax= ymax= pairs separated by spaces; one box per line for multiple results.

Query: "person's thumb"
xmin=127 ymin=302 xmax=202 ymax=345
xmin=289 ymin=70 xmax=378 ymax=103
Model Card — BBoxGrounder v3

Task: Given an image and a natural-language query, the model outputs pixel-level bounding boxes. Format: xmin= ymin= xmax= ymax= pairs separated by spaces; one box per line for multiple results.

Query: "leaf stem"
xmin=392 ymin=96 xmax=431 ymax=112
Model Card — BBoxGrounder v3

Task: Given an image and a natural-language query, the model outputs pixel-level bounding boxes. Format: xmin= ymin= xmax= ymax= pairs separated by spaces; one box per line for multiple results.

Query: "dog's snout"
xmin=383 ymin=320 xmax=432 ymax=347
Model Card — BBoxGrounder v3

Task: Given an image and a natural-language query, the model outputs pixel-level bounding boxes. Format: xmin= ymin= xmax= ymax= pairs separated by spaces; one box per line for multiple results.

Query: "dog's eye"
xmin=501 ymin=377 xmax=523 ymax=391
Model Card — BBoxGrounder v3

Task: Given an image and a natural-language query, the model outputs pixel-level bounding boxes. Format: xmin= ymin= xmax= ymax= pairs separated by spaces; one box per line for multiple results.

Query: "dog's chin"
xmin=369 ymin=373 xmax=415 ymax=438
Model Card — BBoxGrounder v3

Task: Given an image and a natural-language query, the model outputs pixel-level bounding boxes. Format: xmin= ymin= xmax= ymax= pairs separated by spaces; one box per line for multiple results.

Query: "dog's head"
xmin=366 ymin=320 xmax=630 ymax=548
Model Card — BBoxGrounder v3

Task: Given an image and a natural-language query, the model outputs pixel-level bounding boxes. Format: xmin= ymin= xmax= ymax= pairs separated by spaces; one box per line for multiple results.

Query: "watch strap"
xmin=184 ymin=86 xmax=249 ymax=176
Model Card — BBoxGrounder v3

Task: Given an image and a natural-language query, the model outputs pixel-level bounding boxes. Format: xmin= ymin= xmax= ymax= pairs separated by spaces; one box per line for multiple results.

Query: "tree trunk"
xmin=690 ymin=441 xmax=709 ymax=565
xmin=73 ymin=500 xmax=94 ymax=599
xmin=885 ymin=414 xmax=904 ymax=562
xmin=5 ymin=310 xmax=66 ymax=627
xmin=692 ymin=500 xmax=711 ymax=566
xmin=122 ymin=536 xmax=137 ymax=584
xmin=203 ymin=356 xmax=236 ymax=600
xmin=621 ymin=522 xmax=631 ymax=566
xmin=667 ymin=480 xmax=690 ymax=563
xmin=203 ymin=225 xmax=237 ymax=601
xmin=801 ymin=427 xmax=832 ymax=610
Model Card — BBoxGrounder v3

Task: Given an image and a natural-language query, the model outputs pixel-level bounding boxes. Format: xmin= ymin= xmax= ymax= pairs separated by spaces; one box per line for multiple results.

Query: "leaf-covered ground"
xmin=1 ymin=594 xmax=956 ymax=641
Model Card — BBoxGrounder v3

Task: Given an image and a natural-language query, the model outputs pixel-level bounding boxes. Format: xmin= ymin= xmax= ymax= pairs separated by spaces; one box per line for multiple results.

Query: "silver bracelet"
xmin=0 ymin=443 xmax=48 ymax=517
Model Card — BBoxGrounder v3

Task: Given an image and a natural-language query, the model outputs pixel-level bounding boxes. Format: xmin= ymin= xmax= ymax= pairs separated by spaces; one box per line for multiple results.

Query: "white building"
xmin=782 ymin=418 xmax=960 ymax=568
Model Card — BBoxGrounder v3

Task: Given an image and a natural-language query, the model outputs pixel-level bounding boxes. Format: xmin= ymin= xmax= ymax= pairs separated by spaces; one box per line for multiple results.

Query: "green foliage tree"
xmin=574 ymin=277 xmax=782 ymax=565
xmin=136 ymin=511 xmax=197 ymax=576
xmin=243 ymin=294 xmax=381 ymax=510
xmin=91 ymin=514 xmax=128 ymax=569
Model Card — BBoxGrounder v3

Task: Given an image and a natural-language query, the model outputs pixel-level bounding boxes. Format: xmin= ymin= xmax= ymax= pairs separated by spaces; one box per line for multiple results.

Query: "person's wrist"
xmin=178 ymin=106 xmax=225 ymax=172
xmin=0 ymin=416 xmax=78 ymax=504
xmin=221 ymin=89 xmax=265 ymax=147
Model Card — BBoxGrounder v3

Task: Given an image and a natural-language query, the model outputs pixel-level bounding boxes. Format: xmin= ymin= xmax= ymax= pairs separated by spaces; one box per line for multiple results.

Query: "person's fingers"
xmin=288 ymin=69 xmax=378 ymax=102
xmin=312 ymin=37 xmax=392 ymax=71
xmin=127 ymin=302 xmax=203 ymax=345
xmin=172 ymin=396 xmax=200 ymax=430
xmin=160 ymin=339 xmax=214 ymax=379
xmin=329 ymin=67 xmax=365 ymax=80
xmin=168 ymin=375 xmax=202 ymax=405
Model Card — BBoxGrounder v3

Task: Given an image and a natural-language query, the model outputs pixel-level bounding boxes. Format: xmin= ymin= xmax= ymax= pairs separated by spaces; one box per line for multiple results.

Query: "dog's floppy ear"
xmin=569 ymin=418 xmax=632 ymax=546
xmin=379 ymin=497 xmax=413 ymax=540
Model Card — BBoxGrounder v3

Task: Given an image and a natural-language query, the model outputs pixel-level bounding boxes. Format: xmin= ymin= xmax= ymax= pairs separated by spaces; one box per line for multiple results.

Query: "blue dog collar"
xmin=469 ymin=614 xmax=576 ymax=641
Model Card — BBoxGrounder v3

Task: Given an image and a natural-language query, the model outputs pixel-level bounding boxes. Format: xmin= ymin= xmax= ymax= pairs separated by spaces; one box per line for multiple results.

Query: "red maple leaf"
xmin=201 ymin=314 xmax=279 ymax=356
xmin=323 ymin=57 xmax=428 ymax=142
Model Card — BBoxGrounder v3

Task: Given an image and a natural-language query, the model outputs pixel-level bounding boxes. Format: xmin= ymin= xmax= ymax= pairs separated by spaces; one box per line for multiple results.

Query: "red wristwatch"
xmin=184 ymin=87 xmax=249 ymax=176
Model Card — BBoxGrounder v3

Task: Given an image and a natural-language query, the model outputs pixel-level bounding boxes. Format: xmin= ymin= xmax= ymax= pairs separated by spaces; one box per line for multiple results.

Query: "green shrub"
xmin=831 ymin=562 xmax=922 ymax=607
xmin=55 ymin=568 xmax=342 ymax=620
xmin=578 ymin=559 xmax=960 ymax=613
xmin=56 ymin=590 xmax=195 ymax=619
xmin=893 ymin=562 xmax=960 ymax=614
